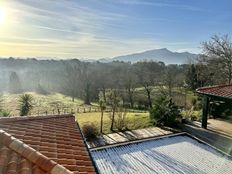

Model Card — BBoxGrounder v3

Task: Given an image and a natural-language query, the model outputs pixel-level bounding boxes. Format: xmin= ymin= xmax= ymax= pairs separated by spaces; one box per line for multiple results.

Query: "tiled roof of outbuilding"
xmin=196 ymin=84 xmax=232 ymax=99
xmin=0 ymin=114 xmax=96 ymax=174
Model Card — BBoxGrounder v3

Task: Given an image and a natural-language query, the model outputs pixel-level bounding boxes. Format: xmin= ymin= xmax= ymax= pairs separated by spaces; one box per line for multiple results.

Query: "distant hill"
xmin=107 ymin=48 xmax=198 ymax=64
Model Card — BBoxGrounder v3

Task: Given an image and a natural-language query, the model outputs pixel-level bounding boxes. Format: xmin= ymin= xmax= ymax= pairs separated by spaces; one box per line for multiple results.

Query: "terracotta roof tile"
xmin=0 ymin=114 xmax=97 ymax=174
xmin=197 ymin=84 xmax=232 ymax=99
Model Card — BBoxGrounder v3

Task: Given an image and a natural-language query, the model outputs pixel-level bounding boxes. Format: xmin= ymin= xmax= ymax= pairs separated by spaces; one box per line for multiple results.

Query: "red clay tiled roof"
xmin=0 ymin=115 xmax=96 ymax=174
xmin=196 ymin=84 xmax=232 ymax=99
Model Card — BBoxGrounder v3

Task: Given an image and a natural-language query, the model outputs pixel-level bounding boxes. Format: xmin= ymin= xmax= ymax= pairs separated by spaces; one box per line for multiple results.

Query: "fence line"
xmin=8 ymin=106 xmax=148 ymax=117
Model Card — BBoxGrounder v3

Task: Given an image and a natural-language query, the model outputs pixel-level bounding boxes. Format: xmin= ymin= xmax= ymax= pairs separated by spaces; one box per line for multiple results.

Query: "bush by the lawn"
xmin=150 ymin=95 xmax=181 ymax=127
xmin=82 ymin=123 xmax=99 ymax=140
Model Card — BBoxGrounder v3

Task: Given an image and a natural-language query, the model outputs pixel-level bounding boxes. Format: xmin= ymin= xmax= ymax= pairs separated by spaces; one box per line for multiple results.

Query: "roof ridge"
xmin=196 ymin=84 xmax=232 ymax=91
xmin=0 ymin=129 xmax=73 ymax=174
xmin=0 ymin=114 xmax=74 ymax=123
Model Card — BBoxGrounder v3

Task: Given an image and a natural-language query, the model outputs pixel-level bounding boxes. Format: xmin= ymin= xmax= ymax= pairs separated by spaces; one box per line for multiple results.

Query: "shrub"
xmin=150 ymin=95 xmax=181 ymax=127
xmin=0 ymin=110 xmax=10 ymax=117
xmin=114 ymin=110 xmax=128 ymax=131
xmin=18 ymin=94 xmax=33 ymax=116
xmin=82 ymin=123 xmax=99 ymax=140
xmin=181 ymin=110 xmax=201 ymax=122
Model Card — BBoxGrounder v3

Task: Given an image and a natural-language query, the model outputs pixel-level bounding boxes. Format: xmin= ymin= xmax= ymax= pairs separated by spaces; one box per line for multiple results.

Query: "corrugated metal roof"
xmin=91 ymin=135 xmax=232 ymax=174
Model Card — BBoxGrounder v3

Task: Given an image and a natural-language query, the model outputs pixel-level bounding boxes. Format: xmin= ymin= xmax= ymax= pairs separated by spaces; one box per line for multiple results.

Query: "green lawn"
xmin=76 ymin=112 xmax=152 ymax=134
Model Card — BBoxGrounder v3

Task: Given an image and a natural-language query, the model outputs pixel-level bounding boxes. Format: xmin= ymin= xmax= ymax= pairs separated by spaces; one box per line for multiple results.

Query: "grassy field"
xmin=76 ymin=112 xmax=151 ymax=134
xmin=0 ymin=86 xmax=198 ymax=115
xmin=0 ymin=92 xmax=98 ymax=116
xmin=0 ymin=93 xmax=152 ymax=133
xmin=0 ymin=89 xmax=197 ymax=133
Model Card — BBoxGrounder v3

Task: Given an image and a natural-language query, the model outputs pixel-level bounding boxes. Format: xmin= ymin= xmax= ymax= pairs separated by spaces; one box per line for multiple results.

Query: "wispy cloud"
xmin=108 ymin=0 xmax=205 ymax=12
xmin=0 ymin=0 xmax=230 ymax=58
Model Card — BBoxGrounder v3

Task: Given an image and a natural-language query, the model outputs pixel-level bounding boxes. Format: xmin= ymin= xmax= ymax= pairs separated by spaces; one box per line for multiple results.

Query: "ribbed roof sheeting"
xmin=91 ymin=136 xmax=232 ymax=174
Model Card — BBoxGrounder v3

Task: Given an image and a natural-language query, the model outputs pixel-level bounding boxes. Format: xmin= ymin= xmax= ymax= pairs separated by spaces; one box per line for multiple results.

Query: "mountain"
xmin=109 ymin=48 xmax=198 ymax=64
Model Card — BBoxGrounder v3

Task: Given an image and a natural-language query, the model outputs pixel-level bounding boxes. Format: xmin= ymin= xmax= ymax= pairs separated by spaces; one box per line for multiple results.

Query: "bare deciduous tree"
xmin=135 ymin=62 xmax=165 ymax=109
xmin=107 ymin=89 xmax=121 ymax=131
xmin=123 ymin=66 xmax=137 ymax=108
xmin=80 ymin=63 xmax=94 ymax=105
xmin=202 ymin=34 xmax=232 ymax=84
xmin=63 ymin=61 xmax=81 ymax=102
xmin=99 ymin=100 xmax=106 ymax=134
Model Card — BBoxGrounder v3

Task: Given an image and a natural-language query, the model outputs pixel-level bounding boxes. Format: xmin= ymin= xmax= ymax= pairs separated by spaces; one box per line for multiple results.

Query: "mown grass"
xmin=76 ymin=112 xmax=152 ymax=134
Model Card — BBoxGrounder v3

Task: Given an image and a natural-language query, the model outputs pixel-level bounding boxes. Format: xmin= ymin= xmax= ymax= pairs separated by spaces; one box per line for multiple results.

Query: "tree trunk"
xmin=110 ymin=107 xmax=116 ymax=131
xmin=228 ymin=64 xmax=232 ymax=84
xmin=122 ymin=97 xmax=125 ymax=108
xmin=100 ymin=110 xmax=104 ymax=134
xmin=145 ymin=87 xmax=152 ymax=109
xmin=102 ymin=87 xmax=106 ymax=103
xmin=168 ymin=83 xmax=172 ymax=97
xmin=72 ymin=96 xmax=74 ymax=102
xmin=128 ymin=88 xmax=134 ymax=108
xmin=71 ymin=90 xmax=75 ymax=102
xmin=84 ymin=83 xmax=91 ymax=105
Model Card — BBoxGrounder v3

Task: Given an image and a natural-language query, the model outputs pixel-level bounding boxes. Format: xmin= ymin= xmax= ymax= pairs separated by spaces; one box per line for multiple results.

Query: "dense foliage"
xmin=150 ymin=95 xmax=181 ymax=126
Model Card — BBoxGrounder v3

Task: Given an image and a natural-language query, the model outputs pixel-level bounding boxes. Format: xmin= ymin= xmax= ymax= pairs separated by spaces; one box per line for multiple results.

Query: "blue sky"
xmin=0 ymin=0 xmax=231 ymax=59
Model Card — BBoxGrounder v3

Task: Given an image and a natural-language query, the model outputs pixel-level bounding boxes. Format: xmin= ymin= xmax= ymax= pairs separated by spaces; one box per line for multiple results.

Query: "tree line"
xmin=0 ymin=34 xmax=231 ymax=110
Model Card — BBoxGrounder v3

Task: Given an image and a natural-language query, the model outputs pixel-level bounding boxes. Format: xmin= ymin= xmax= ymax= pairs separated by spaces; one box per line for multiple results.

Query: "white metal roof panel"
xmin=91 ymin=135 xmax=232 ymax=174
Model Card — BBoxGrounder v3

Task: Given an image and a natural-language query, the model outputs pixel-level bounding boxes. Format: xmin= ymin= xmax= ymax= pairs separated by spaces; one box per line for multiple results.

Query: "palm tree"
xmin=99 ymin=100 xmax=106 ymax=134
xmin=18 ymin=94 xmax=33 ymax=116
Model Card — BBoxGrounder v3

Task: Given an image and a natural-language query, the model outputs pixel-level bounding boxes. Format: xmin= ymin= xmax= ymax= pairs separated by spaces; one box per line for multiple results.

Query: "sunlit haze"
xmin=0 ymin=6 xmax=6 ymax=25
xmin=0 ymin=0 xmax=231 ymax=59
